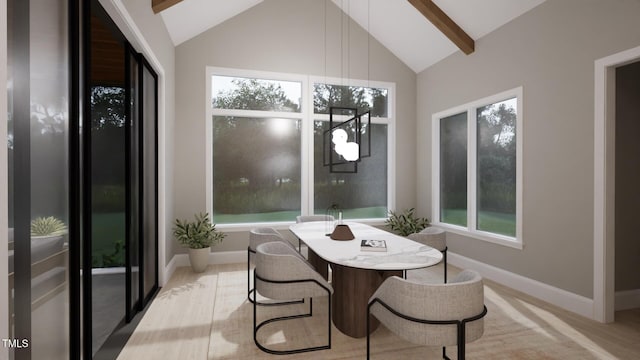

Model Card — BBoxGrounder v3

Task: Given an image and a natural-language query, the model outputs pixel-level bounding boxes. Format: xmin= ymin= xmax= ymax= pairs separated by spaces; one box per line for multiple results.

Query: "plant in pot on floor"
xmin=173 ymin=212 xmax=226 ymax=273
xmin=385 ymin=208 xmax=430 ymax=236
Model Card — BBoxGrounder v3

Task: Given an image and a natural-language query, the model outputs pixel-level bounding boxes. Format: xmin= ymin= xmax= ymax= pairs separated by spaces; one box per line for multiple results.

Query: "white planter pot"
xmin=188 ymin=247 xmax=210 ymax=273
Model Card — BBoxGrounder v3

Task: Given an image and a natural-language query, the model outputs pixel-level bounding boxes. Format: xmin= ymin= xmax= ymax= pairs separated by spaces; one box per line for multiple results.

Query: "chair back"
xmin=249 ymin=227 xmax=285 ymax=252
xmin=369 ymin=269 xmax=484 ymax=346
xmin=296 ymin=215 xmax=335 ymax=223
xmin=255 ymin=241 xmax=332 ymax=301
xmin=407 ymin=227 xmax=446 ymax=251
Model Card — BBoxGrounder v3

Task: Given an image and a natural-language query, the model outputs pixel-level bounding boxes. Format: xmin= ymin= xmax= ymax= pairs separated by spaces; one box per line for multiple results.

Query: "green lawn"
xmin=441 ymin=208 xmax=515 ymax=237
xmin=92 ymin=212 xmax=125 ymax=268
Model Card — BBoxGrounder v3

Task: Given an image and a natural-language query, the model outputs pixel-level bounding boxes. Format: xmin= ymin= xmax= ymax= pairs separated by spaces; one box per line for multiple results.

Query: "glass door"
xmin=140 ymin=60 xmax=158 ymax=305
xmin=7 ymin=0 xmax=71 ymax=358
xmin=87 ymin=3 xmax=127 ymax=355
xmin=83 ymin=0 xmax=159 ymax=357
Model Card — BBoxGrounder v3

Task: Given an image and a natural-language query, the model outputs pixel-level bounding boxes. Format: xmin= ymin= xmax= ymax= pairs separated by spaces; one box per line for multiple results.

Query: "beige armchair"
xmin=247 ymin=227 xmax=299 ymax=305
xmin=295 ymin=214 xmax=335 ymax=223
xmin=294 ymin=215 xmax=335 ymax=278
xmin=367 ymin=269 xmax=487 ymax=359
xmin=408 ymin=227 xmax=448 ymax=282
xmin=254 ymin=241 xmax=333 ymax=355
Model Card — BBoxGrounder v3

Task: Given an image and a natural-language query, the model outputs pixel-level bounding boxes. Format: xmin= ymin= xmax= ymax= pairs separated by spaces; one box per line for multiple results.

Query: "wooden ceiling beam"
xmin=152 ymin=0 xmax=183 ymax=14
xmin=407 ymin=0 xmax=475 ymax=55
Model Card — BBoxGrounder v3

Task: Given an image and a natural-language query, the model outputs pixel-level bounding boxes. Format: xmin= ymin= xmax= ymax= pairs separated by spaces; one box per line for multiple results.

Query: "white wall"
xmin=101 ymin=0 xmax=176 ymax=277
xmin=173 ymin=0 xmax=416 ymax=254
xmin=417 ymin=0 xmax=640 ymax=298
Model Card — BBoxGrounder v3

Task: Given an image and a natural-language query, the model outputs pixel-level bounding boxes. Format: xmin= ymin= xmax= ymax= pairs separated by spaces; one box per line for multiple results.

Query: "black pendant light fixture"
xmin=322 ymin=0 xmax=372 ymax=174
xmin=323 ymin=106 xmax=371 ymax=173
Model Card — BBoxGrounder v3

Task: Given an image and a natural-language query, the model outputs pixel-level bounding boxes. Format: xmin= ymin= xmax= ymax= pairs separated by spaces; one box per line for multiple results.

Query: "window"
xmin=206 ymin=68 xmax=395 ymax=225
xmin=432 ymin=88 xmax=522 ymax=248
xmin=312 ymin=79 xmax=392 ymax=219
xmin=208 ymin=73 xmax=304 ymax=224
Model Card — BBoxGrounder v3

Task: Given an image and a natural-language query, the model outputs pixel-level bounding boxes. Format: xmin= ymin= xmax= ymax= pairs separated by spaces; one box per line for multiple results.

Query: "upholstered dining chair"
xmin=408 ymin=227 xmax=448 ymax=282
xmin=295 ymin=215 xmax=335 ymax=280
xmin=367 ymin=270 xmax=487 ymax=360
xmin=295 ymin=215 xmax=335 ymax=251
xmin=248 ymin=227 xmax=300 ymax=305
xmin=253 ymin=241 xmax=333 ymax=355
xmin=295 ymin=214 xmax=335 ymax=223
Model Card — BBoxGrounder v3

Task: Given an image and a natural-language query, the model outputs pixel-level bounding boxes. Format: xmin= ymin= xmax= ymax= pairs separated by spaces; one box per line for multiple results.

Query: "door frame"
xmin=593 ymin=45 xmax=640 ymax=323
xmin=99 ymin=0 xmax=168 ymax=287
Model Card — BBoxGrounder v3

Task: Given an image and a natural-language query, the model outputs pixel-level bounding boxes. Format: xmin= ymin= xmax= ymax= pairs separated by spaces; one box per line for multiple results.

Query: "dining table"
xmin=289 ymin=221 xmax=442 ymax=338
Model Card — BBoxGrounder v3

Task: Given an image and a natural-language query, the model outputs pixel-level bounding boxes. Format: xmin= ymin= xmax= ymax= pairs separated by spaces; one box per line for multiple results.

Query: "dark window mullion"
xmin=11 ymin=0 xmax=32 ymax=358
xmin=124 ymin=42 xmax=133 ymax=322
xmin=137 ymin=52 xmax=145 ymax=310
xmin=68 ymin=0 xmax=82 ymax=358
xmin=81 ymin=1 xmax=93 ymax=358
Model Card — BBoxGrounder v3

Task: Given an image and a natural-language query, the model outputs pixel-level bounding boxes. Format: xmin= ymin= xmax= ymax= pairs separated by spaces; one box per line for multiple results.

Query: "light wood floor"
xmin=117 ymin=263 xmax=640 ymax=359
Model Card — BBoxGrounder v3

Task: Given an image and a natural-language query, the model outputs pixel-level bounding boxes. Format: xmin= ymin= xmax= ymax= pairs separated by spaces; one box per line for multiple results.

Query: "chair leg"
xmin=442 ymin=346 xmax=450 ymax=360
xmin=443 ymin=248 xmax=448 ymax=283
xmin=366 ymin=308 xmax=371 ymax=359
xmin=253 ymin=271 xmax=332 ymax=355
xmin=247 ymin=248 xmax=253 ymax=302
xmin=457 ymin=320 xmax=466 ymax=360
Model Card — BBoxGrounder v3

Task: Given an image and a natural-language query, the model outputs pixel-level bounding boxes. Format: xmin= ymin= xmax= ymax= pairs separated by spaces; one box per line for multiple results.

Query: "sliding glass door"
xmin=7 ymin=0 xmax=71 ymax=359
xmin=125 ymin=46 xmax=158 ymax=319
xmin=84 ymin=0 xmax=159 ymax=357
xmin=87 ymin=4 xmax=127 ymax=354
xmin=6 ymin=0 xmax=159 ymax=358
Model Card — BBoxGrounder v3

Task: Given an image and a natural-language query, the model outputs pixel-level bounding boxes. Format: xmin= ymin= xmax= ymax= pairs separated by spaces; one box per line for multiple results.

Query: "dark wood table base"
xmin=330 ymin=263 xmax=403 ymax=338
xmin=307 ymin=248 xmax=330 ymax=280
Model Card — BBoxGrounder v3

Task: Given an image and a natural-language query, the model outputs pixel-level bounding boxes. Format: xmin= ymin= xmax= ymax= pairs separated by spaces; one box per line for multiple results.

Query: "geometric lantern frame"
xmin=323 ymin=106 xmax=371 ymax=173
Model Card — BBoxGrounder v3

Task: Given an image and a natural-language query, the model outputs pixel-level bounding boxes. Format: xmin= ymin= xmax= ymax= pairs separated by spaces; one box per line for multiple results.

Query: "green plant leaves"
xmin=385 ymin=208 xmax=429 ymax=236
xmin=31 ymin=216 xmax=67 ymax=236
xmin=173 ymin=212 xmax=226 ymax=249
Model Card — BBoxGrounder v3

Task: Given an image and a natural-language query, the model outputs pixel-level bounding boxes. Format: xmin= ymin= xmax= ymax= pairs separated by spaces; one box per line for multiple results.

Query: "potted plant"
xmin=30 ymin=216 xmax=67 ymax=260
xmin=173 ymin=212 xmax=225 ymax=273
xmin=31 ymin=216 xmax=67 ymax=239
xmin=385 ymin=208 xmax=430 ymax=236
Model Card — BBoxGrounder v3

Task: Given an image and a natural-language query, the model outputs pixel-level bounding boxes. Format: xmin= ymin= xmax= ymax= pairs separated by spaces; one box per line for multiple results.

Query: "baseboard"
xmin=163 ymin=249 xmax=598 ymax=319
xmin=448 ymin=252 xmax=594 ymax=319
xmin=163 ymin=250 xmax=247 ymax=282
xmin=163 ymin=255 xmax=179 ymax=286
xmin=615 ymin=289 xmax=640 ymax=311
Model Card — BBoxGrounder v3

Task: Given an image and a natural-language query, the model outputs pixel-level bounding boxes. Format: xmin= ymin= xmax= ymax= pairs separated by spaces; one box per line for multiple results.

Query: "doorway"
xmin=84 ymin=0 xmax=159 ymax=357
xmin=5 ymin=0 xmax=159 ymax=358
xmin=594 ymin=45 xmax=640 ymax=323
xmin=613 ymin=61 xmax=640 ymax=312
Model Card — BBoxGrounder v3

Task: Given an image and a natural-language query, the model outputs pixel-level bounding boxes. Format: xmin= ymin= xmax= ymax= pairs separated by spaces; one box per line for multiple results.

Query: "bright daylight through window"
xmin=207 ymin=69 xmax=394 ymax=225
xmin=433 ymin=88 xmax=522 ymax=245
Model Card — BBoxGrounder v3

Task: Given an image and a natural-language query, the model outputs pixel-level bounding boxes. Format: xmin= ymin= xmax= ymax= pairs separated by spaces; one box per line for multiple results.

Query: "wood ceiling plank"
xmin=152 ymin=0 xmax=183 ymax=14
xmin=407 ymin=0 xmax=475 ymax=55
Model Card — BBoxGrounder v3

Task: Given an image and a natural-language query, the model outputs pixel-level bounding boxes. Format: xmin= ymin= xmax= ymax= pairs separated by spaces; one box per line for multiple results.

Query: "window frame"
xmin=431 ymin=87 xmax=523 ymax=249
xmin=205 ymin=67 xmax=395 ymax=230
xmin=307 ymin=75 xmax=396 ymax=222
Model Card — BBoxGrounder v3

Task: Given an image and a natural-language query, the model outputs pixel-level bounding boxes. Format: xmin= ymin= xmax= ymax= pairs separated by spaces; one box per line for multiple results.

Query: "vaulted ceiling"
xmin=158 ymin=0 xmax=546 ymax=73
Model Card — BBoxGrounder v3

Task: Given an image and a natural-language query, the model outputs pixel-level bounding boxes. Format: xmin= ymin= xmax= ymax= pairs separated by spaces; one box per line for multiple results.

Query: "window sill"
xmin=433 ymin=222 xmax=524 ymax=250
xmin=217 ymin=218 xmax=388 ymax=233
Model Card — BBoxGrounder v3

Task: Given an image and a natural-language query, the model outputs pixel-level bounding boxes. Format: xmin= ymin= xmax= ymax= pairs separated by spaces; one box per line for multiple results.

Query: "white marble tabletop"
xmin=289 ymin=221 xmax=443 ymax=271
